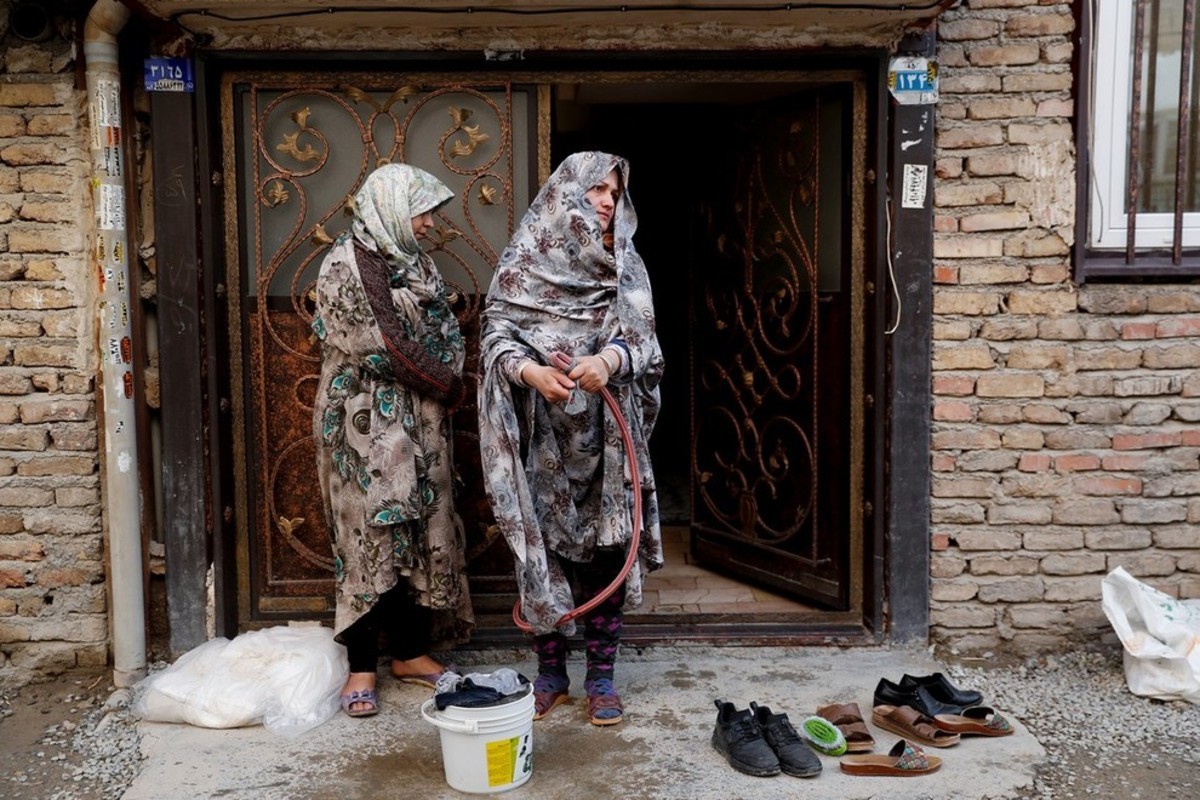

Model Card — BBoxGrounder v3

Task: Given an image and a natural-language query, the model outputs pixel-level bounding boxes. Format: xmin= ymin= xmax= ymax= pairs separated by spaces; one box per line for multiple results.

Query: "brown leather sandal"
xmin=816 ymin=702 xmax=875 ymax=753
xmin=871 ymin=704 xmax=961 ymax=748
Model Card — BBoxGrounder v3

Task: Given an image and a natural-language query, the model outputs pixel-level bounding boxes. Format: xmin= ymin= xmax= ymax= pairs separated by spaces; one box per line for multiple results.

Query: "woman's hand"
xmin=522 ymin=364 xmax=575 ymax=403
xmin=568 ymin=355 xmax=611 ymax=394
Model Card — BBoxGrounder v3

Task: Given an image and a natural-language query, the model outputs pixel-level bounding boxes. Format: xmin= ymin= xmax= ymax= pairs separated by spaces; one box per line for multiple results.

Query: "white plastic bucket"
xmin=419 ymin=685 xmax=535 ymax=794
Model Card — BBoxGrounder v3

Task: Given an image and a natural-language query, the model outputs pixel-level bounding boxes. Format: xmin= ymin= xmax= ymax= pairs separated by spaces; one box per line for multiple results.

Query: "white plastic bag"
xmin=132 ymin=624 xmax=349 ymax=736
xmin=1101 ymin=566 xmax=1200 ymax=704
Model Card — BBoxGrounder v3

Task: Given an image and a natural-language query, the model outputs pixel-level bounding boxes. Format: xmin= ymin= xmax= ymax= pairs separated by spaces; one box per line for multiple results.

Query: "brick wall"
xmin=931 ymin=0 xmax=1200 ymax=652
xmin=0 ymin=36 xmax=106 ymax=687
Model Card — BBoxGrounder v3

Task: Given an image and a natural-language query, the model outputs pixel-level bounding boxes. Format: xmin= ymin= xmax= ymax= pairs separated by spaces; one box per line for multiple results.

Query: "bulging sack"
xmin=1101 ymin=566 xmax=1200 ymax=704
xmin=132 ymin=624 xmax=349 ymax=736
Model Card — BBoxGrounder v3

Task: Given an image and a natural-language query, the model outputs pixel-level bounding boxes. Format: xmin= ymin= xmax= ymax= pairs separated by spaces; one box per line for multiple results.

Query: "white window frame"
xmin=1090 ymin=0 xmax=1200 ymax=251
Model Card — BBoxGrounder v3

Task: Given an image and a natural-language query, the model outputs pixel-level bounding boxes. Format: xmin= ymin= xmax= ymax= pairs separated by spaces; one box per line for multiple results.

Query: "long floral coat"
xmin=313 ymin=229 xmax=473 ymax=644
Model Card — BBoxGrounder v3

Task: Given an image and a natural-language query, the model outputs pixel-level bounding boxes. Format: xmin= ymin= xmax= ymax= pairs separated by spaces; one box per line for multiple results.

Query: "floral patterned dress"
xmin=312 ymin=164 xmax=474 ymax=643
xmin=478 ymin=152 xmax=665 ymax=635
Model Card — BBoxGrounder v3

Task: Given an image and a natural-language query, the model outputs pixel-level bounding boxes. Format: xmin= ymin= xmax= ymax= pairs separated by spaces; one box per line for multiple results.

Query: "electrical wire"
xmin=884 ymin=195 xmax=901 ymax=335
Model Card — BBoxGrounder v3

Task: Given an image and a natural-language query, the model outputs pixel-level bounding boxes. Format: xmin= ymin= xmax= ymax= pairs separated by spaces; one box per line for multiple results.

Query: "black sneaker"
xmin=711 ymin=699 xmax=780 ymax=777
xmin=749 ymin=702 xmax=822 ymax=778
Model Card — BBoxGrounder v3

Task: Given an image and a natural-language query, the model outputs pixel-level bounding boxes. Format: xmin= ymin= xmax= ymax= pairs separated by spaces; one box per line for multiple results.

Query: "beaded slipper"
xmin=933 ymin=706 xmax=1014 ymax=736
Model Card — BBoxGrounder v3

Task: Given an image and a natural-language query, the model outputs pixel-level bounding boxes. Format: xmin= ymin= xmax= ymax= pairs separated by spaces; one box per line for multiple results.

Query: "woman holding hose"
xmin=477 ymin=152 xmax=665 ymax=726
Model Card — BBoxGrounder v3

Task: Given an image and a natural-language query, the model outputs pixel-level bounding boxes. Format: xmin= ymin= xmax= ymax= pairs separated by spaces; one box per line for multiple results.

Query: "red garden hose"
xmin=511 ymin=351 xmax=643 ymax=633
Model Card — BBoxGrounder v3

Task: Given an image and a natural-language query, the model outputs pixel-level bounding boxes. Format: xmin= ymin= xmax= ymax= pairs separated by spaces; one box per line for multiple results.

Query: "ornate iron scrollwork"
xmin=693 ymin=105 xmax=821 ymax=547
xmin=242 ymin=79 xmax=524 ymax=584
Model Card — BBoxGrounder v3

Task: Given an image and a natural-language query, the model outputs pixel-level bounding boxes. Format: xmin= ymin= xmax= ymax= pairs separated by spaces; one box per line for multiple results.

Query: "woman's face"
xmin=410 ymin=210 xmax=435 ymax=238
xmin=584 ymin=169 xmax=621 ymax=231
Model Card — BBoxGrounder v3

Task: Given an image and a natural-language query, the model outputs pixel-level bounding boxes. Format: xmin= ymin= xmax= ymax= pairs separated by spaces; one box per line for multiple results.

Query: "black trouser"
xmin=340 ymin=583 xmax=431 ymax=674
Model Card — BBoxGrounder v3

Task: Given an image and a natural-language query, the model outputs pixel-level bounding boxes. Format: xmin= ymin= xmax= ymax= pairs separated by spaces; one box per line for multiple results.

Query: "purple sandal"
xmin=341 ymin=688 xmax=379 ymax=718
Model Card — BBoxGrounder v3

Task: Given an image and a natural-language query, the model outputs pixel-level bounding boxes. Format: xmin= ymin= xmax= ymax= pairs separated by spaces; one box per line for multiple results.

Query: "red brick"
xmin=1075 ymin=477 xmax=1143 ymax=496
xmin=0 ymin=540 xmax=42 ymax=560
xmin=1005 ymin=12 xmax=1075 ymax=37
xmin=1036 ymin=99 xmax=1074 ymax=118
xmin=1019 ymin=454 xmax=1052 ymax=472
xmin=1121 ymin=322 xmax=1157 ymax=340
xmin=933 ymin=375 xmax=976 ymax=396
xmin=36 ymin=568 xmax=92 ymax=588
xmin=931 ymin=533 xmax=952 ymax=551
xmin=1055 ymin=453 xmax=1100 ymax=472
xmin=1182 ymin=431 xmax=1200 ymax=446
xmin=1112 ymin=432 xmax=1183 ymax=450
xmin=934 ymin=401 xmax=975 ymax=421
xmin=935 ymin=265 xmax=959 ymax=284
xmin=934 ymin=216 xmax=959 ymax=233
xmin=1102 ymin=454 xmax=1150 ymax=471
xmin=1157 ymin=318 xmax=1200 ymax=337
xmin=932 ymin=454 xmax=956 ymax=471
xmin=0 ymin=569 xmax=26 ymax=588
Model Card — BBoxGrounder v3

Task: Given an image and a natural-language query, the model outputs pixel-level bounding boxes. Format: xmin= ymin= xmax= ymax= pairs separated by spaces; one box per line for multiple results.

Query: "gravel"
xmin=947 ymin=647 xmax=1200 ymax=799
xmin=44 ymin=688 xmax=143 ymax=800
xmin=0 ymin=674 xmax=142 ymax=800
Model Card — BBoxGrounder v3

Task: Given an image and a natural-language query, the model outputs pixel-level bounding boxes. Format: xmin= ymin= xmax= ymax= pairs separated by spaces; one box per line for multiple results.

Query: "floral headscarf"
xmin=351 ymin=163 xmax=454 ymax=292
xmin=348 ymin=163 xmax=463 ymax=369
xmin=477 ymin=152 xmax=665 ymax=634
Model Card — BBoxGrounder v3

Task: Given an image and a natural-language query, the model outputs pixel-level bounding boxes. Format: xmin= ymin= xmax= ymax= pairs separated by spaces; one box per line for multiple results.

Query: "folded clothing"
xmin=434 ymin=668 xmax=530 ymax=710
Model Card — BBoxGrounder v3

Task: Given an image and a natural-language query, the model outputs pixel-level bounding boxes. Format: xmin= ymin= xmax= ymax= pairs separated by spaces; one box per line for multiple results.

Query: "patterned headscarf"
xmin=351 ymin=163 xmax=454 ymax=294
xmin=482 ymin=151 xmax=661 ymax=378
xmin=349 ymin=163 xmax=463 ymax=369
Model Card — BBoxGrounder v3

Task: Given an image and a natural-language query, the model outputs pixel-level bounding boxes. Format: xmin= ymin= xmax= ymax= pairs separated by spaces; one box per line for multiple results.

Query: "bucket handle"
xmin=420 ymin=698 xmax=479 ymax=734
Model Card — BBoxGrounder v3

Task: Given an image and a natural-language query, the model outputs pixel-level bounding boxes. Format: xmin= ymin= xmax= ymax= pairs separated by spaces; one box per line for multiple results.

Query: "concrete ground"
xmin=122 ymin=644 xmax=1043 ymax=800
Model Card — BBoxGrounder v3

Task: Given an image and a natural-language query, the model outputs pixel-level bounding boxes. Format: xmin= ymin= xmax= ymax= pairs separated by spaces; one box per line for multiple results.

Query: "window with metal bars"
xmin=1081 ymin=0 xmax=1200 ymax=278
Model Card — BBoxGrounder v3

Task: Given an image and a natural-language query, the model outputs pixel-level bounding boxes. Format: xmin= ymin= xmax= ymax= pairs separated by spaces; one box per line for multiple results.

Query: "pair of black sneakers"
xmin=873 ymin=672 xmax=984 ymax=716
xmin=711 ymin=700 xmax=822 ymax=778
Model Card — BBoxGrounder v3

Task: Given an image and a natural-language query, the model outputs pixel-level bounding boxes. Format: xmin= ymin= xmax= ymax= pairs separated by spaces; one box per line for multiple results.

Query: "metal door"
xmin=691 ymin=83 xmax=866 ymax=609
xmin=221 ymin=74 xmax=542 ymax=624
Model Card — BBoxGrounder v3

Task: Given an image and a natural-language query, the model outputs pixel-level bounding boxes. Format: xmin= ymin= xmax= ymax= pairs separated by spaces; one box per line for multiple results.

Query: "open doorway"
xmin=550 ymin=79 xmax=871 ymax=634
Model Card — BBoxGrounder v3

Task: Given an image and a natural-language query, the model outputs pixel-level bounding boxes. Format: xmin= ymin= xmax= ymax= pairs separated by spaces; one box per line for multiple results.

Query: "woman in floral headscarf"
xmin=478 ymin=152 xmax=665 ymax=726
xmin=312 ymin=163 xmax=473 ymax=717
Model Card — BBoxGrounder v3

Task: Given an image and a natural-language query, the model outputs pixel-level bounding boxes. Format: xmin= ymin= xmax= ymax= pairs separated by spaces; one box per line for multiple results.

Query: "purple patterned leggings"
xmin=532 ymin=549 xmax=627 ymax=690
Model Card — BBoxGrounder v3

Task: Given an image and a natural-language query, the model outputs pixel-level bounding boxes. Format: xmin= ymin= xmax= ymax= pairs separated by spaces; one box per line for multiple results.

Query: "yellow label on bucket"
xmin=486 ymin=737 xmax=519 ymax=786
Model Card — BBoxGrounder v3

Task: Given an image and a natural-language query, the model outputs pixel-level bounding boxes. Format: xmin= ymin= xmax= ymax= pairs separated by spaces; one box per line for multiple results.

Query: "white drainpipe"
xmin=84 ymin=0 xmax=145 ymax=687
